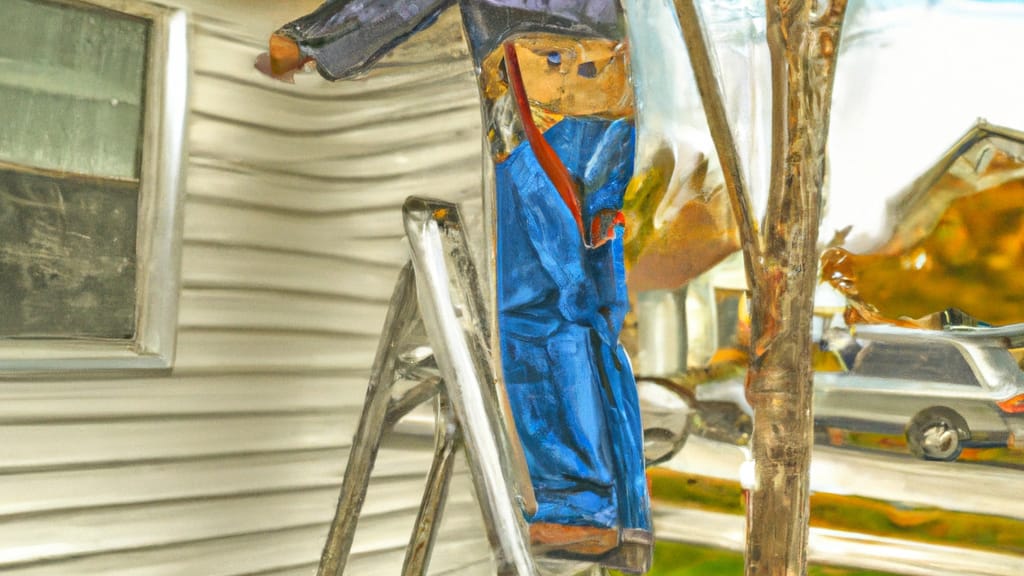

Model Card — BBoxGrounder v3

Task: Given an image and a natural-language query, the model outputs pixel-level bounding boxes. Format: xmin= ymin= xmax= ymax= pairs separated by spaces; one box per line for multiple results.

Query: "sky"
xmin=696 ymin=0 xmax=1024 ymax=251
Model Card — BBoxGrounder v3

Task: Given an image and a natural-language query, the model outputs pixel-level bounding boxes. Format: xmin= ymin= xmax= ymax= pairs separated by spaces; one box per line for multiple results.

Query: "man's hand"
xmin=255 ymin=34 xmax=313 ymax=84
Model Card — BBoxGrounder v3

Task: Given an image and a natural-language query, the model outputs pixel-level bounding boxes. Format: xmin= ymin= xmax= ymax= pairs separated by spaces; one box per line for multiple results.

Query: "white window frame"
xmin=0 ymin=0 xmax=189 ymax=375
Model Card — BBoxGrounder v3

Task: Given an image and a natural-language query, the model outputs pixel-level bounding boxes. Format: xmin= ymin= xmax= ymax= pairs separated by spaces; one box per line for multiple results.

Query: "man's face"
xmin=479 ymin=34 xmax=633 ymax=118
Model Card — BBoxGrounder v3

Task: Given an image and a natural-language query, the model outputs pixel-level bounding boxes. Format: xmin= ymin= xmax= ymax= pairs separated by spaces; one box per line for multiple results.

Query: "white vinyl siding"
xmin=0 ymin=1 xmax=489 ymax=574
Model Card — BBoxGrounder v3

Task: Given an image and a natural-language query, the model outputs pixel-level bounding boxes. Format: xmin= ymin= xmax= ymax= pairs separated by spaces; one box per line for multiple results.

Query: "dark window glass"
xmin=0 ymin=0 xmax=148 ymax=339
xmin=853 ymin=342 xmax=979 ymax=386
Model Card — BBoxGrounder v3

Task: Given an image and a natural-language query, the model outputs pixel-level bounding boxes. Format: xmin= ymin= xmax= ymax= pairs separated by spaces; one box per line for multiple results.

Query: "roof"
xmin=881 ymin=120 xmax=1024 ymax=253
xmin=853 ymin=322 xmax=1024 ymax=349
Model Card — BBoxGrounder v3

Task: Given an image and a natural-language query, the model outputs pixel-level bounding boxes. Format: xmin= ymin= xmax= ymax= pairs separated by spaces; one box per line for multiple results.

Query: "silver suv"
xmin=816 ymin=323 xmax=1024 ymax=461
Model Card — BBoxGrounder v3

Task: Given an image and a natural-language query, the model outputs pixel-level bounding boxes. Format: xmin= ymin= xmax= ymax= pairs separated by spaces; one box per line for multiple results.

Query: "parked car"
xmin=816 ymin=323 xmax=1024 ymax=460
xmin=697 ymin=323 xmax=1024 ymax=461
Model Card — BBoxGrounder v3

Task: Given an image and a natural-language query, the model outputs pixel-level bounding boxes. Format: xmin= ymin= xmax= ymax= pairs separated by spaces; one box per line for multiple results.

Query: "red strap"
xmin=503 ymin=42 xmax=585 ymax=241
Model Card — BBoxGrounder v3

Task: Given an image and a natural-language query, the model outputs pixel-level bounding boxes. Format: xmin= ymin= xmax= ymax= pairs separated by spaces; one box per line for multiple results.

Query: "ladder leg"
xmin=318 ymin=263 xmax=425 ymax=576
xmin=401 ymin=395 xmax=461 ymax=576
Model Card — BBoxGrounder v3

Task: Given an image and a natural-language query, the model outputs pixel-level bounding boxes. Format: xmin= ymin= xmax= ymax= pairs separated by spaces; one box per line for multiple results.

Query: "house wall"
xmin=0 ymin=1 xmax=491 ymax=574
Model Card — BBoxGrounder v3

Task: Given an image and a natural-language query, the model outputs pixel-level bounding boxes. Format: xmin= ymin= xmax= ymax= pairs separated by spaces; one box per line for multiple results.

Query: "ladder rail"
xmin=404 ymin=196 xmax=539 ymax=575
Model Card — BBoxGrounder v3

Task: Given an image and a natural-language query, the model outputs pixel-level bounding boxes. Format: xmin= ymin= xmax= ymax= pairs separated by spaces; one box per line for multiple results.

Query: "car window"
xmin=852 ymin=342 xmax=979 ymax=386
xmin=971 ymin=345 xmax=1024 ymax=392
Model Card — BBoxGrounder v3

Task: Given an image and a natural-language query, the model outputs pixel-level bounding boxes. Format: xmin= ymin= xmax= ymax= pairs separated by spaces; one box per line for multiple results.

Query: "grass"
xmin=612 ymin=541 xmax=902 ymax=576
xmin=649 ymin=468 xmax=744 ymax=515
xmin=647 ymin=468 xmax=1024 ymax=556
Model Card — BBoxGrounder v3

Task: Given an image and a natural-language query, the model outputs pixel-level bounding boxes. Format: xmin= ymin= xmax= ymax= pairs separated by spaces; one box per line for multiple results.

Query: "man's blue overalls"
xmin=495 ymin=116 xmax=651 ymax=534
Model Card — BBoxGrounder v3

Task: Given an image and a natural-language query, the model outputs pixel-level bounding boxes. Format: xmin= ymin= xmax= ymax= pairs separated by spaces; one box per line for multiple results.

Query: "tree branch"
xmin=674 ymin=0 xmax=764 ymax=292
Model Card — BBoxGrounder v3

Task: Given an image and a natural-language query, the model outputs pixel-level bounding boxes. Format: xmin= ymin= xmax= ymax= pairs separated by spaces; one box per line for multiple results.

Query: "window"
xmin=853 ymin=342 xmax=979 ymax=386
xmin=0 ymin=0 xmax=187 ymax=373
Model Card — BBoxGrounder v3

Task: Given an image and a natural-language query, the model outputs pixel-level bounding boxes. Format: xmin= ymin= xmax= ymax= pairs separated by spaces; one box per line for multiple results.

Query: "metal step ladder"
xmin=315 ymin=197 xmax=543 ymax=576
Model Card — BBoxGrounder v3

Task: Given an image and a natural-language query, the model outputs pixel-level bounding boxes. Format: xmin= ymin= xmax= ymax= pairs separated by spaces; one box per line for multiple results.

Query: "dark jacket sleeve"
xmin=276 ymin=0 xmax=456 ymax=80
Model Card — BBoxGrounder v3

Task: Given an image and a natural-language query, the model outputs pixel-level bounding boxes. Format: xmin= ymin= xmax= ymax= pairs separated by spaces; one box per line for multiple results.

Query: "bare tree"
xmin=675 ymin=0 xmax=849 ymax=574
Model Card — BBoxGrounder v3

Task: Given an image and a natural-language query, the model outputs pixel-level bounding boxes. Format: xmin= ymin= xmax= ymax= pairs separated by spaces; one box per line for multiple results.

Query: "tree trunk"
xmin=743 ymin=2 xmax=847 ymax=575
xmin=675 ymin=0 xmax=848 ymax=571
xmin=743 ymin=268 xmax=819 ymax=576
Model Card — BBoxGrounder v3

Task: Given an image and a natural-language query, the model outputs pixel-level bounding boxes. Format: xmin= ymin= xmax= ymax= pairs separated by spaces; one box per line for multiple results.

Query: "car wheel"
xmin=906 ymin=408 xmax=968 ymax=461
